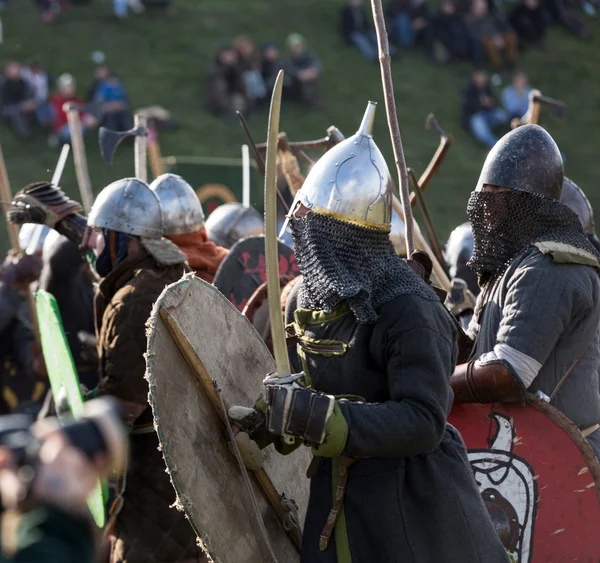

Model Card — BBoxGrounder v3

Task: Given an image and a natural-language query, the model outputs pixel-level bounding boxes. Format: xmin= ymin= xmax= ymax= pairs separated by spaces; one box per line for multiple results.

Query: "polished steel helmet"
xmin=88 ymin=178 xmax=163 ymax=239
xmin=561 ymin=177 xmax=596 ymax=236
xmin=285 ymin=101 xmax=392 ymax=232
xmin=476 ymin=124 xmax=564 ymax=200
xmin=389 ymin=208 xmax=406 ymax=255
xmin=205 ymin=202 xmax=263 ymax=249
xmin=149 ymin=173 xmax=205 ymax=236
xmin=444 ymin=222 xmax=474 ymax=279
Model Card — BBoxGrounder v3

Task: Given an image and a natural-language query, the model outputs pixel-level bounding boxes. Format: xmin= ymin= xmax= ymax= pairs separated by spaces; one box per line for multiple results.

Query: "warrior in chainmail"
xmin=450 ymin=124 xmax=600 ymax=460
xmin=230 ymin=102 xmax=509 ymax=563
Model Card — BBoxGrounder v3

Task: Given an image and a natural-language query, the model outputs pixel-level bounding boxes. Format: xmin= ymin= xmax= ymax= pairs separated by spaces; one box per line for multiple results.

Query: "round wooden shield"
xmin=448 ymin=398 xmax=600 ymax=563
xmin=145 ymin=275 xmax=309 ymax=563
xmin=213 ymin=235 xmax=300 ymax=312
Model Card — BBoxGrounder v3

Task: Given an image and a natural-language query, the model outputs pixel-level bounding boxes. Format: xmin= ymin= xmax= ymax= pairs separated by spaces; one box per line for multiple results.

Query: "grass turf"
xmin=0 ymin=0 xmax=599 ymax=254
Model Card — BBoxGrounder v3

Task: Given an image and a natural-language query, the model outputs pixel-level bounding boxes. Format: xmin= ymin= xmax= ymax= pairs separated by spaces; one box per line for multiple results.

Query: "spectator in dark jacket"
xmin=0 ymin=62 xmax=39 ymax=139
xmin=462 ymin=69 xmax=508 ymax=148
xmin=284 ymin=33 xmax=322 ymax=108
xmin=387 ymin=0 xmax=434 ymax=53
xmin=340 ymin=0 xmax=379 ymax=61
xmin=509 ymin=0 xmax=547 ymax=46
xmin=234 ymin=35 xmax=267 ymax=106
xmin=260 ymin=43 xmax=286 ymax=94
xmin=431 ymin=0 xmax=473 ymax=60
xmin=205 ymin=44 xmax=248 ymax=119
xmin=465 ymin=0 xmax=518 ymax=68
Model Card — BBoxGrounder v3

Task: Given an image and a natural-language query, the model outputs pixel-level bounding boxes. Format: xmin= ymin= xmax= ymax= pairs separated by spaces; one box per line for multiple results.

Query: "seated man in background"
xmin=204 ymin=43 xmax=248 ymax=120
xmin=462 ymin=68 xmax=508 ymax=148
xmin=340 ymin=0 xmax=379 ymax=61
xmin=465 ymin=0 xmax=518 ymax=69
xmin=92 ymin=66 xmax=132 ymax=131
xmin=509 ymin=0 xmax=547 ymax=47
xmin=501 ymin=70 xmax=532 ymax=120
xmin=284 ymin=33 xmax=322 ymax=108
xmin=233 ymin=35 xmax=267 ymax=110
xmin=431 ymin=0 xmax=473 ymax=62
xmin=0 ymin=62 xmax=39 ymax=140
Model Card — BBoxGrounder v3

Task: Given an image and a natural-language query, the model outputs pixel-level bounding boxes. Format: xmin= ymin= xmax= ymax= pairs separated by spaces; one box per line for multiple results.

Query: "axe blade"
xmin=534 ymin=95 xmax=567 ymax=119
xmin=99 ymin=125 xmax=148 ymax=165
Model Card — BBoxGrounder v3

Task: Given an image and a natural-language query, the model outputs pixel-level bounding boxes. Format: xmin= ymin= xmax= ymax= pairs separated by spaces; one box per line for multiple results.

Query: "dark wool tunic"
xmin=469 ymin=245 xmax=600 ymax=459
xmin=286 ymin=283 xmax=509 ymax=563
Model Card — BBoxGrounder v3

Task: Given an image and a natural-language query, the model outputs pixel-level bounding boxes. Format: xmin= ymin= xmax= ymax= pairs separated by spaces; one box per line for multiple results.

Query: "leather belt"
xmin=319 ymin=456 xmax=356 ymax=552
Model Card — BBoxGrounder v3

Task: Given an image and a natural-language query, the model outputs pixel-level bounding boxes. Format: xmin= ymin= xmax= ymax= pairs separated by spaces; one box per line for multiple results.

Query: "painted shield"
xmin=448 ymin=397 xmax=600 ymax=563
xmin=35 ymin=290 xmax=105 ymax=528
xmin=213 ymin=235 xmax=300 ymax=312
xmin=145 ymin=275 xmax=310 ymax=563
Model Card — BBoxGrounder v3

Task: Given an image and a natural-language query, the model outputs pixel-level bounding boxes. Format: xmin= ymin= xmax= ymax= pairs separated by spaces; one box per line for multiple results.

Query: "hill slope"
xmin=1 ymin=0 xmax=599 ymax=253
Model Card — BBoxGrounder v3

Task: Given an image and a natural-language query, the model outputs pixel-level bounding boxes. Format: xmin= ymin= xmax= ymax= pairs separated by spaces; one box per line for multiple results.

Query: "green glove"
xmin=311 ymin=402 xmax=348 ymax=458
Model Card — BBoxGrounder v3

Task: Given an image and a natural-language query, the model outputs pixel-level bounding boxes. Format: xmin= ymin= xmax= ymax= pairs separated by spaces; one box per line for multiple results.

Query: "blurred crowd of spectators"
xmin=0 ymin=60 xmax=132 ymax=146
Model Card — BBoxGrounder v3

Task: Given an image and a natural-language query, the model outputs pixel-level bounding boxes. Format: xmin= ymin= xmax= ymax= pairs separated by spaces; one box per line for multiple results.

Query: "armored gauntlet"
xmin=263 ymin=374 xmax=335 ymax=445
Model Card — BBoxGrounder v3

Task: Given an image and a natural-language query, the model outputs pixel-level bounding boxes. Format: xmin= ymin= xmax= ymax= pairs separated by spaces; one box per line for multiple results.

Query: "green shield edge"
xmin=35 ymin=290 xmax=106 ymax=528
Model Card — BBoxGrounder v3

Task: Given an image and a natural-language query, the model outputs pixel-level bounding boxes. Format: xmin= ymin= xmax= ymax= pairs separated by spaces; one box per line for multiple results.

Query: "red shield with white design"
xmin=449 ymin=397 xmax=600 ymax=562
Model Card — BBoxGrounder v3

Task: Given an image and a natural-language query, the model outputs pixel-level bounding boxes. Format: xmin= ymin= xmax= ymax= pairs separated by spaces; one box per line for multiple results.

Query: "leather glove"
xmin=0 ymin=251 xmax=42 ymax=289
xmin=445 ymin=278 xmax=476 ymax=318
xmin=263 ymin=373 xmax=335 ymax=445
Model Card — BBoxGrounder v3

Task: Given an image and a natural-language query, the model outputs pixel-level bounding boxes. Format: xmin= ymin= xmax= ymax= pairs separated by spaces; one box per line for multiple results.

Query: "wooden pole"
xmin=0 ymin=144 xmax=40 ymax=341
xmin=65 ymin=104 xmax=94 ymax=213
xmin=147 ymin=125 xmax=165 ymax=180
xmin=391 ymin=195 xmax=451 ymax=292
xmin=0 ymin=144 xmax=19 ymax=250
xmin=371 ymin=0 xmax=414 ymax=257
xmin=134 ymin=113 xmax=148 ymax=182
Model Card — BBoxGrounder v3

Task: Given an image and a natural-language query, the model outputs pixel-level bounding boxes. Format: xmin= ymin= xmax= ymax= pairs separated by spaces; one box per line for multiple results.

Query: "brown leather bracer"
xmin=451 ymin=360 xmax=527 ymax=404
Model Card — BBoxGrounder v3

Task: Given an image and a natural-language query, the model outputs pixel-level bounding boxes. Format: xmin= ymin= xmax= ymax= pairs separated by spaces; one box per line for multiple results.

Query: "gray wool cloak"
xmin=468 ymin=245 xmax=600 ymax=459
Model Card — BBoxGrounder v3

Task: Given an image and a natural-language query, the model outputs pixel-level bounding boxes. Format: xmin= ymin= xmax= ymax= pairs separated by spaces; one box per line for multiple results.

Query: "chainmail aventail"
xmin=290 ymin=213 xmax=438 ymax=324
xmin=467 ymin=190 xmax=600 ymax=285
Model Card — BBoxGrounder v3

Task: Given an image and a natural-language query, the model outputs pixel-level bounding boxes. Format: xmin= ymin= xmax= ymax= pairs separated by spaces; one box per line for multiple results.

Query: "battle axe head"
xmin=99 ymin=125 xmax=148 ymax=164
xmin=532 ymin=93 xmax=567 ymax=119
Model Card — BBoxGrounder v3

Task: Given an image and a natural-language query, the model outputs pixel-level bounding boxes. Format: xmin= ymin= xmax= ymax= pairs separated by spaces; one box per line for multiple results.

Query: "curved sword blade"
xmin=264 ymin=71 xmax=290 ymax=378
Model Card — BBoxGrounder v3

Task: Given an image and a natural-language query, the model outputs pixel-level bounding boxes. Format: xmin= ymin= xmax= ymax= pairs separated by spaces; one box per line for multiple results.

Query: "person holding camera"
xmin=0 ymin=398 xmax=127 ymax=563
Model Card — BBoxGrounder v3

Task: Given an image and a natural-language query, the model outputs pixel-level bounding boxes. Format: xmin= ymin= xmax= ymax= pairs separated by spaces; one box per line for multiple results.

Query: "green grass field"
xmin=1 ymin=0 xmax=599 ymax=254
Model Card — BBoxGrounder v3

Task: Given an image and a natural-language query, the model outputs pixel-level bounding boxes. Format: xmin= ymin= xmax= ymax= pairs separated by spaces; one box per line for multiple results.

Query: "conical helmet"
xmin=88 ymin=178 xmax=163 ymax=239
xmin=286 ymin=101 xmax=392 ymax=231
xmin=149 ymin=173 xmax=205 ymax=236
xmin=561 ymin=177 xmax=596 ymax=236
xmin=477 ymin=124 xmax=563 ymax=199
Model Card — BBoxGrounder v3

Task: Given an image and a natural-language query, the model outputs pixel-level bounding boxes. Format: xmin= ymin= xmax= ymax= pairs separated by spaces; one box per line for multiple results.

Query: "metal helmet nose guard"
xmin=281 ymin=101 xmax=392 ymax=236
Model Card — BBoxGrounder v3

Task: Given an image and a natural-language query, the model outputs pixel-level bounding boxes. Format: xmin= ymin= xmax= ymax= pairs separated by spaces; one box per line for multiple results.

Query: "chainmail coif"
xmin=290 ymin=212 xmax=438 ymax=324
xmin=467 ymin=190 xmax=600 ymax=285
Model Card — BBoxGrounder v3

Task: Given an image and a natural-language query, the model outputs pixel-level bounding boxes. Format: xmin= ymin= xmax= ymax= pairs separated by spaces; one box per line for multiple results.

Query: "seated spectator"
xmin=234 ymin=35 xmax=267 ymax=109
xmin=21 ymin=60 xmax=53 ymax=125
xmin=387 ymin=0 xmax=434 ymax=54
xmin=204 ymin=44 xmax=248 ymax=120
xmin=49 ymin=74 xmax=98 ymax=147
xmin=431 ymin=0 xmax=473 ymax=61
xmin=92 ymin=66 xmax=132 ymax=131
xmin=260 ymin=42 xmax=286 ymax=94
xmin=86 ymin=63 xmax=109 ymax=102
xmin=340 ymin=0 xmax=379 ymax=61
xmin=501 ymin=70 xmax=532 ymax=119
xmin=462 ymin=69 xmax=508 ymax=148
xmin=0 ymin=61 xmax=38 ymax=139
xmin=284 ymin=33 xmax=322 ymax=108
xmin=509 ymin=0 xmax=547 ymax=47
xmin=465 ymin=0 xmax=518 ymax=68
